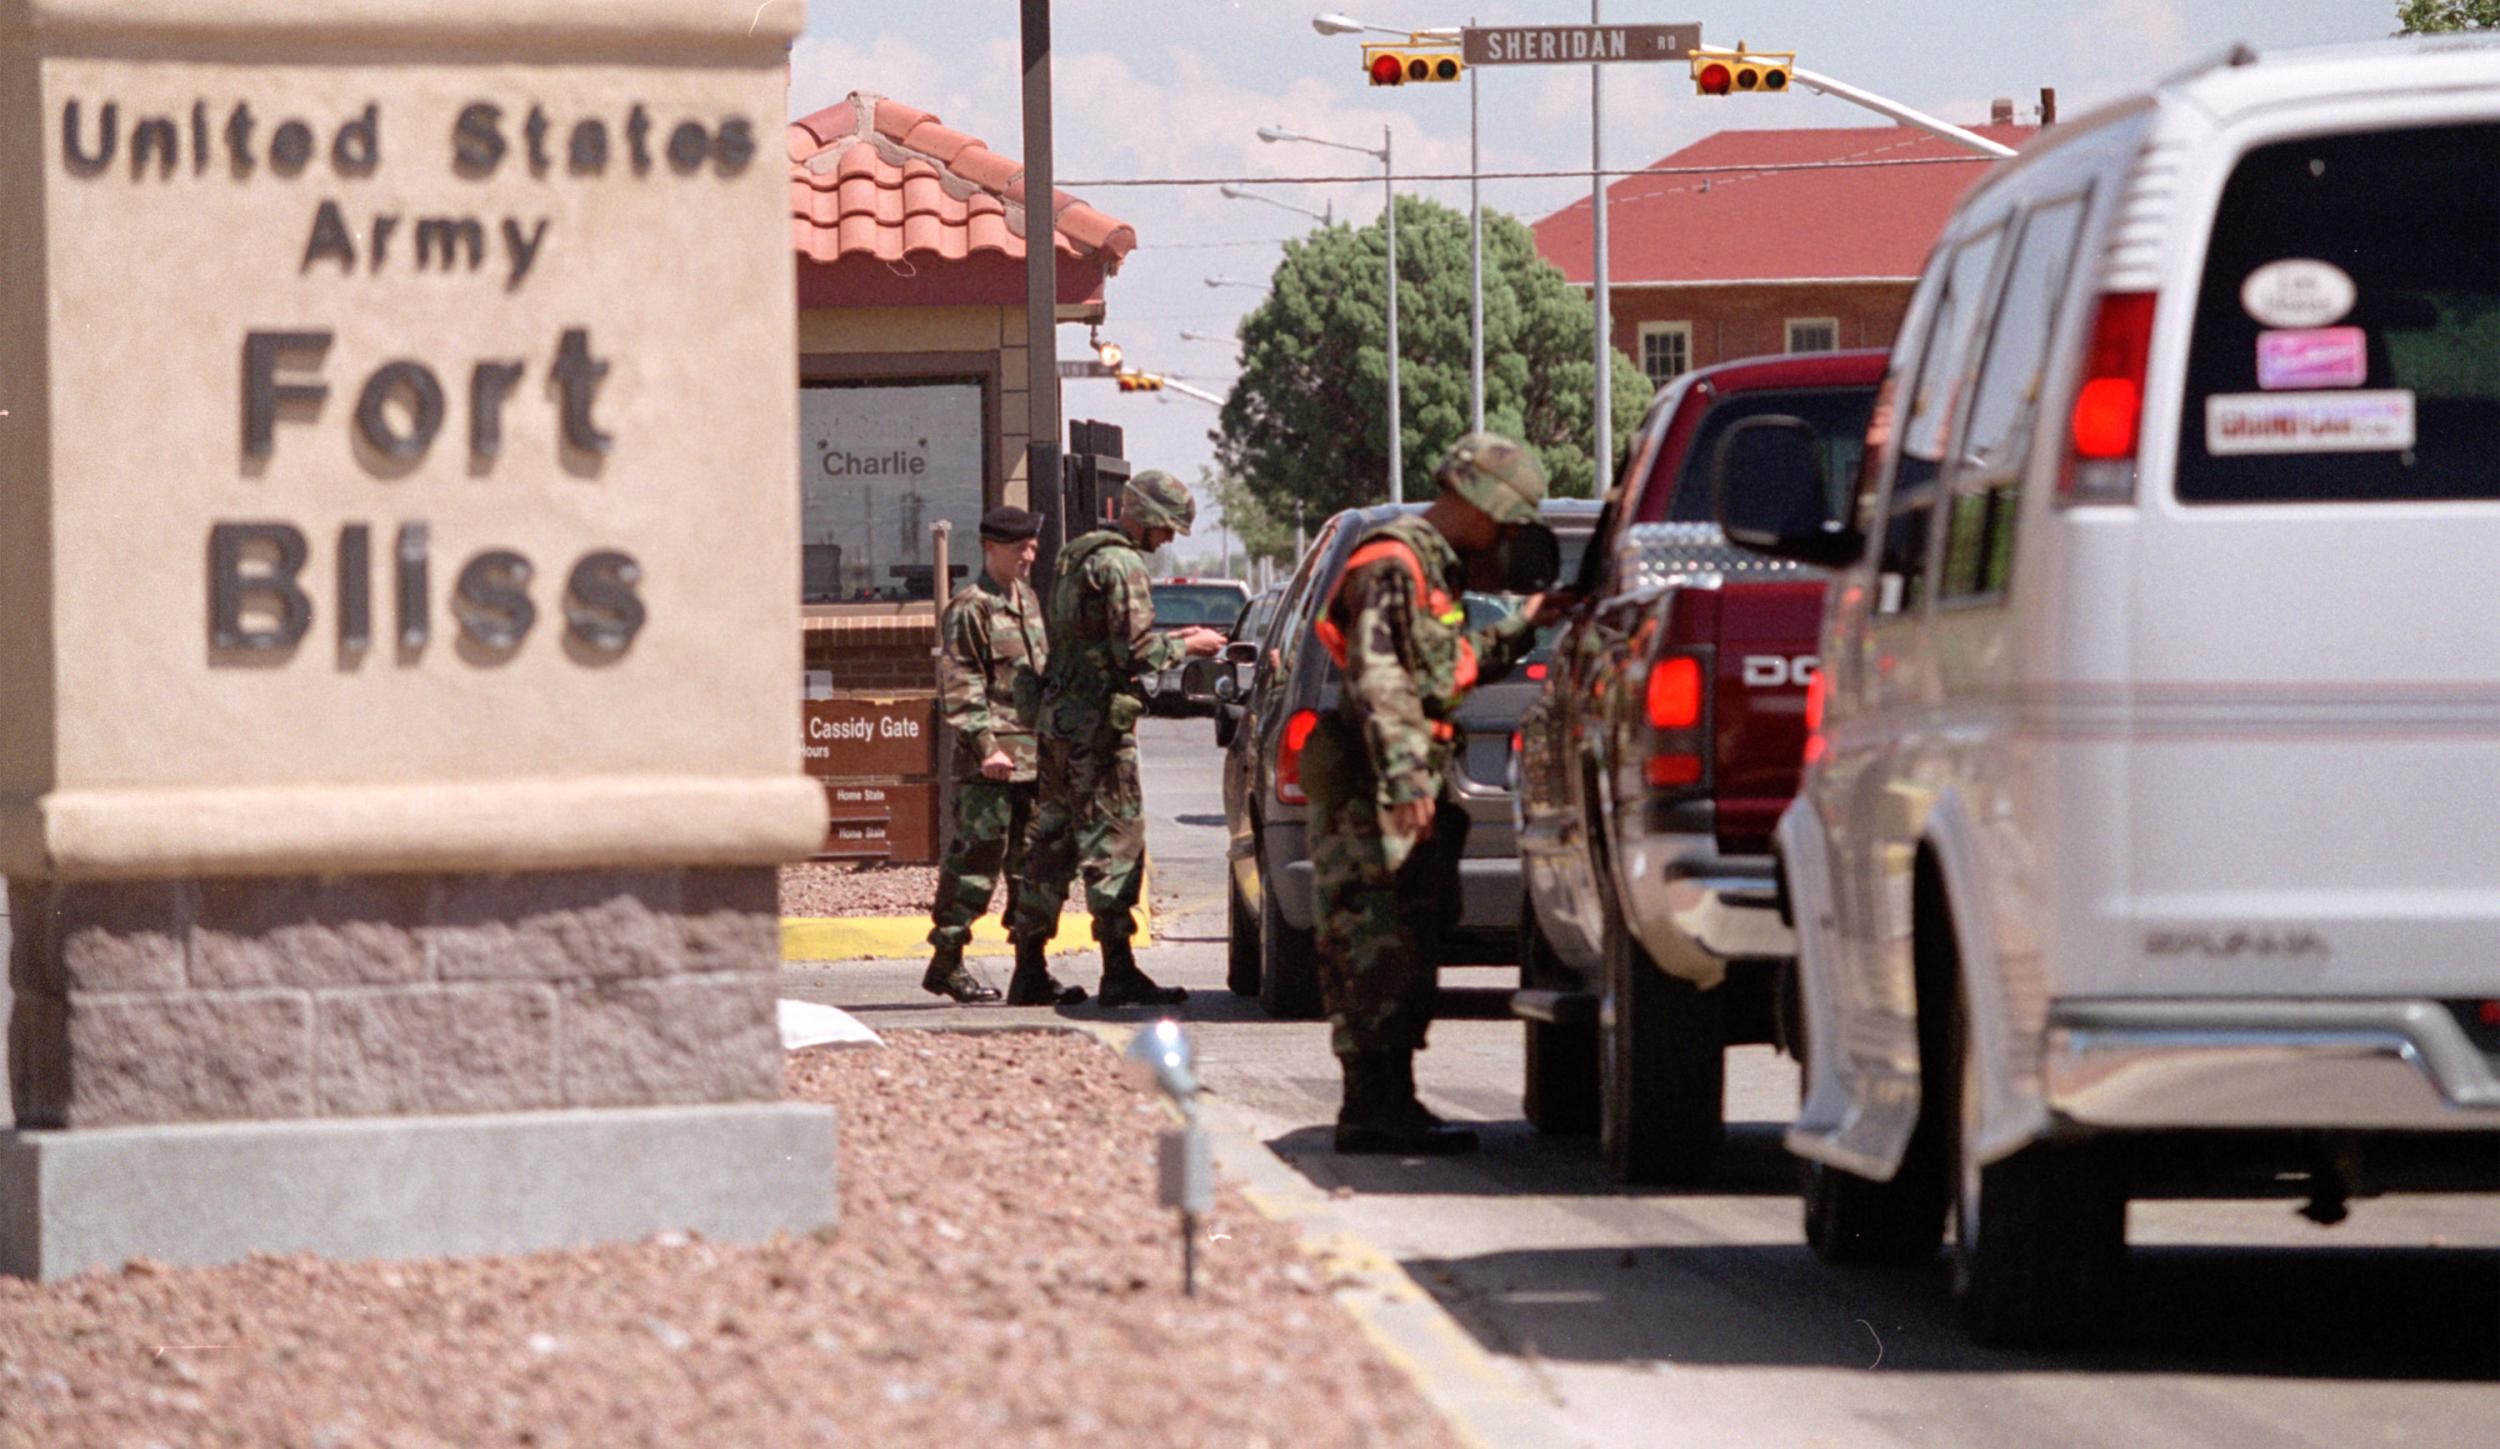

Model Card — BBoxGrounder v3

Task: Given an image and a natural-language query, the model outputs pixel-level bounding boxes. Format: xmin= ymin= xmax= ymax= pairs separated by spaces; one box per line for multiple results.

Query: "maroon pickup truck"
xmin=1512 ymin=349 xmax=1884 ymax=1184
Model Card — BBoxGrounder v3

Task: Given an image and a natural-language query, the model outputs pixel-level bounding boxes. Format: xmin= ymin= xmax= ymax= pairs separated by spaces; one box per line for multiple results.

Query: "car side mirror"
xmin=1181 ymin=656 xmax=1252 ymax=706
xmin=1711 ymin=415 xmax=1863 ymax=568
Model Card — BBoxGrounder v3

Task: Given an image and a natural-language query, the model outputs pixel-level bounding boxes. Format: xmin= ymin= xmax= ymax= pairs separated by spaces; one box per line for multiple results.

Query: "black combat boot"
xmin=1333 ymin=1051 xmax=1478 ymax=1155
xmin=1004 ymin=934 xmax=1088 ymax=1007
xmin=920 ymin=941 xmax=1001 ymax=1004
xmin=1095 ymin=934 xmax=1187 ymax=1009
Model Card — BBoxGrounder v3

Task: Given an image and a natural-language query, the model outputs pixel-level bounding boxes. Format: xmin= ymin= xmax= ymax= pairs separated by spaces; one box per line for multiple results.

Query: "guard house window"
xmin=1638 ymin=322 xmax=1693 ymax=387
xmin=799 ymin=380 xmax=984 ymax=603
xmin=1787 ymin=317 xmax=1839 ymax=353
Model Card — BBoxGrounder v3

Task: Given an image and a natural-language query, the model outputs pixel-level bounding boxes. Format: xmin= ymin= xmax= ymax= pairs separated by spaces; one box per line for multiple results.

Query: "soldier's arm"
xmin=1463 ymin=606 xmax=1540 ymax=685
xmin=938 ymin=601 xmax=1002 ymax=759
xmin=1100 ymin=552 xmax=1190 ymax=678
xmin=1339 ymin=564 xmax=1437 ymax=805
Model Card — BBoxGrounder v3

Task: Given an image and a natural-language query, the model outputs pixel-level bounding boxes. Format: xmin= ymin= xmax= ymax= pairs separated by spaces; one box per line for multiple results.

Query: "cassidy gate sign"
xmin=1460 ymin=23 xmax=1701 ymax=67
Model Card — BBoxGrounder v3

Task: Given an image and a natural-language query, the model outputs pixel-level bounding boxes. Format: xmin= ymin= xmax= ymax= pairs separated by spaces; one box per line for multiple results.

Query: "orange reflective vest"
xmin=1313 ymin=536 xmax=1477 ymax=739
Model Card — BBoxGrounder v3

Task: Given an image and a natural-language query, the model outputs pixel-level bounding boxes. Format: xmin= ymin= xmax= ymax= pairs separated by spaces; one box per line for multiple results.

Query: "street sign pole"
xmin=1590 ymin=0 xmax=1611 ymax=488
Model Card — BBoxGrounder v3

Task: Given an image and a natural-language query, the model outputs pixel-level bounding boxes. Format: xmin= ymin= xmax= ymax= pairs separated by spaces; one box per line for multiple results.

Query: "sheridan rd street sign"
xmin=1462 ymin=23 xmax=1701 ymax=67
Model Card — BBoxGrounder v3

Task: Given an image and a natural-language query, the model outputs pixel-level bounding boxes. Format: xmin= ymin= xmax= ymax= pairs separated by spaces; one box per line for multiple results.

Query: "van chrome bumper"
xmin=2043 ymin=999 xmax=2500 ymax=1131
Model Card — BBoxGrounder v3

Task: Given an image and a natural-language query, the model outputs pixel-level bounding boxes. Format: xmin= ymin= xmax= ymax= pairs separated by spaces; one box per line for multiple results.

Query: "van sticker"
xmin=2207 ymin=390 xmax=2415 ymax=454
xmin=2240 ymin=259 xmax=2356 ymax=328
xmin=2256 ymin=327 xmax=2367 ymax=390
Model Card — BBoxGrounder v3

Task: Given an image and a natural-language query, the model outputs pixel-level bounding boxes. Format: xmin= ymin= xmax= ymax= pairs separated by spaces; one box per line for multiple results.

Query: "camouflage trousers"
xmin=1007 ymin=728 xmax=1146 ymax=944
xmin=927 ymin=778 xmax=1040 ymax=950
xmin=1312 ymin=789 xmax=1470 ymax=1060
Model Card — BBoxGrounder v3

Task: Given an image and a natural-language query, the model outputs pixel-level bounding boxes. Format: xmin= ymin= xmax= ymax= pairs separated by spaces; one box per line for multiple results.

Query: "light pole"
xmin=1178 ymin=329 xmax=1239 ymax=346
xmin=1203 ymin=275 xmax=1269 ymax=292
xmin=1259 ymin=122 xmax=1401 ymax=503
xmin=1312 ymin=12 xmax=1480 ymax=432
xmin=1218 ymin=184 xmax=1332 ymax=227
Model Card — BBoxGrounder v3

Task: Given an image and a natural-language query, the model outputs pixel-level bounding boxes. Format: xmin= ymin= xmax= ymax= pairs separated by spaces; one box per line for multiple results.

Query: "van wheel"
xmin=1949 ymin=985 xmax=2125 ymax=1347
xmin=1257 ymin=886 xmax=1324 ymax=1020
xmin=1797 ymin=964 xmax=1948 ymax=1265
xmin=1225 ymin=869 xmax=1261 ymax=997
xmin=1598 ymin=912 xmax=1724 ymax=1184
xmin=1521 ymin=898 xmax=1597 ymax=1135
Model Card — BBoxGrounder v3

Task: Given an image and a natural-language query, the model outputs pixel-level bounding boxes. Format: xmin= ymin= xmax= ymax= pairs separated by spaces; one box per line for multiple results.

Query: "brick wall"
xmin=1609 ymin=280 xmax=1918 ymax=374
xmin=803 ymin=611 xmax=940 ymax=693
xmin=6 ymin=868 xmax=782 ymax=1129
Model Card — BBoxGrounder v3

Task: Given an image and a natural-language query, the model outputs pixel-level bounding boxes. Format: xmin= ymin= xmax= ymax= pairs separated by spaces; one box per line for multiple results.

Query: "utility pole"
xmin=1020 ymin=0 xmax=1063 ymax=576
xmin=1589 ymin=0 xmax=1612 ymax=486
xmin=1469 ymin=13 xmax=1484 ymax=433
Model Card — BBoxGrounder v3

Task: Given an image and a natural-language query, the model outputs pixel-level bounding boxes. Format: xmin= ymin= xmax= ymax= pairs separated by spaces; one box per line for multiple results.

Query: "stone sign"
xmin=0 ymin=0 xmax=831 ymax=1280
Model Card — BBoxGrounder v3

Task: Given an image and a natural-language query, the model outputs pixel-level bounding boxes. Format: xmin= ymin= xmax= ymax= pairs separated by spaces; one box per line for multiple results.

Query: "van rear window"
xmin=2179 ymin=123 xmax=2500 ymax=504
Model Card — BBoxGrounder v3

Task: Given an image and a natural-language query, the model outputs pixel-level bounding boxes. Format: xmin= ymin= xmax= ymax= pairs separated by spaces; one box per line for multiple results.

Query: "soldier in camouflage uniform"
xmin=1007 ymin=470 xmax=1225 ymax=1007
xmin=923 ymin=506 xmax=1086 ymax=1006
xmin=1303 ymin=434 xmax=1570 ymax=1153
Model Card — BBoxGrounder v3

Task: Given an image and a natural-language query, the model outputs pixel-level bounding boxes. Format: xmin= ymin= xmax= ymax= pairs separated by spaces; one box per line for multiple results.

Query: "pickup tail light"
xmin=1802 ymin=669 xmax=1828 ymax=767
xmin=2059 ymin=290 xmax=2157 ymax=506
xmin=1641 ymin=649 xmax=1710 ymax=803
xmin=1275 ymin=708 xmax=1320 ymax=805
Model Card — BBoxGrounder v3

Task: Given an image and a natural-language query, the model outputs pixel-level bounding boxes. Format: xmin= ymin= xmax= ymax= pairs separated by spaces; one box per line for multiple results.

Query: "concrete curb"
xmin=1059 ymin=1022 xmax=1583 ymax=1449
xmin=780 ymin=875 xmax=1154 ymax=962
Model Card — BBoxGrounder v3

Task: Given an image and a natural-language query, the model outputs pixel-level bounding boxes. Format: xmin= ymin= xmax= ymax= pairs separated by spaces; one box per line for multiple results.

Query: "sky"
xmin=791 ymin=1 xmax=2410 ymax=551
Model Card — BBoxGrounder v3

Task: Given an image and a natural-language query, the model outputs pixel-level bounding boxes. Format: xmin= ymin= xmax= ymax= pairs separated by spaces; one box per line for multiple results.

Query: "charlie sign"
xmin=0 ymin=0 xmax=825 ymax=877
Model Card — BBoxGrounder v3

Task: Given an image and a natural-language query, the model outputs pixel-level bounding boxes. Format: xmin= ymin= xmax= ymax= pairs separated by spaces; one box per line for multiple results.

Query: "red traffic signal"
xmin=1695 ymin=60 xmax=1732 ymax=95
xmin=1363 ymin=44 xmax=1462 ymax=87
xmin=1370 ymin=53 xmax=1403 ymax=86
xmin=1692 ymin=49 xmax=1793 ymax=96
xmin=1115 ymin=371 xmax=1165 ymax=394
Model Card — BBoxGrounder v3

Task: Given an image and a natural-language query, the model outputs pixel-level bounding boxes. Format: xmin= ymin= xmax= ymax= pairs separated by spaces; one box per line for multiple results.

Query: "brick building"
xmin=1533 ymin=120 xmax=2034 ymax=389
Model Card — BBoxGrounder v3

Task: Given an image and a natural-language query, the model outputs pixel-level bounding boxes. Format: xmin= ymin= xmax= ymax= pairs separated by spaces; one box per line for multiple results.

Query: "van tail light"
xmin=1802 ymin=669 xmax=1829 ymax=767
xmin=1275 ymin=708 xmax=1320 ymax=805
xmin=1640 ymin=651 xmax=1710 ymax=798
xmin=2059 ymin=290 xmax=2157 ymax=506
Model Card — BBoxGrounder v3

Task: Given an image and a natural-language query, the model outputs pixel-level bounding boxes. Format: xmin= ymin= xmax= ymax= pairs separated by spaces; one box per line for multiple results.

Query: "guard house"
xmin=786 ymin=91 xmax=1137 ymax=861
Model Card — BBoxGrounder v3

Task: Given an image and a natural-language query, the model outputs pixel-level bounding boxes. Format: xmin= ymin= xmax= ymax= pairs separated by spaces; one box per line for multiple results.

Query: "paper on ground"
xmin=779 ymin=998 xmax=882 ymax=1051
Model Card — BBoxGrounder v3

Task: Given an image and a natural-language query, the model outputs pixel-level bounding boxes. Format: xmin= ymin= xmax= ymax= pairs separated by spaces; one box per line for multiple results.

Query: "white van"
xmin=1715 ymin=38 xmax=2500 ymax=1346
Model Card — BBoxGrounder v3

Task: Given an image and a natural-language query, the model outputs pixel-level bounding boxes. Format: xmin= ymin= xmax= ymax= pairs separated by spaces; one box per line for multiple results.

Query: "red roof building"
xmin=1534 ymin=122 xmax=2034 ymax=387
xmin=788 ymin=92 xmax=1138 ymax=310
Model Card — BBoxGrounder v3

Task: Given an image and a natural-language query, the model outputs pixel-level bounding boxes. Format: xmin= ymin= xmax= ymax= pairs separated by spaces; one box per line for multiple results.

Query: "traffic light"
xmin=1362 ymin=43 xmax=1463 ymax=86
xmin=1115 ymin=371 xmax=1165 ymax=393
xmin=1692 ymin=48 xmax=1793 ymax=96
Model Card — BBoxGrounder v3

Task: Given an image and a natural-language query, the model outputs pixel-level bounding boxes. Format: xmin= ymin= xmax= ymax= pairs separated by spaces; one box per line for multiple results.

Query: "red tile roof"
xmin=1535 ymin=123 xmax=2035 ymax=286
xmin=788 ymin=92 xmax=1137 ymax=272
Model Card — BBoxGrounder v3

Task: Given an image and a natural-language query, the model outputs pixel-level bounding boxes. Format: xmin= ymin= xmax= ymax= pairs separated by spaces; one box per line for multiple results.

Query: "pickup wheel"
xmin=1598 ymin=912 xmax=1724 ymax=1184
xmin=1225 ymin=867 xmax=1261 ymax=997
xmin=1520 ymin=897 xmax=1597 ymax=1135
xmin=1948 ymin=982 xmax=2125 ymax=1347
xmin=1257 ymin=884 xmax=1324 ymax=1020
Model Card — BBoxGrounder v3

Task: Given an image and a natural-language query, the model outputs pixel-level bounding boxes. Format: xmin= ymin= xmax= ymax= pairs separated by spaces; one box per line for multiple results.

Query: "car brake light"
xmin=1645 ymin=753 xmax=1703 ymax=788
xmin=2060 ymin=291 xmax=2156 ymax=506
xmin=1508 ymin=730 xmax=1523 ymax=755
xmin=1275 ymin=708 xmax=1320 ymax=805
xmin=1645 ymin=656 xmax=1703 ymax=730
xmin=2479 ymin=999 xmax=2500 ymax=1029
xmin=1525 ymin=661 xmax=1548 ymax=681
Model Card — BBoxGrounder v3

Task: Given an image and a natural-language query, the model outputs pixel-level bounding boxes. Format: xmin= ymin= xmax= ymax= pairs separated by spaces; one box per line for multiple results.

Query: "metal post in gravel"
xmin=1128 ymin=1020 xmax=1211 ymax=1295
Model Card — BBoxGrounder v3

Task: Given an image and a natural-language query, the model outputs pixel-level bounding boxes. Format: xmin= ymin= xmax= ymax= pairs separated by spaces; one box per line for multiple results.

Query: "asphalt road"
xmin=794 ymin=716 xmax=2500 ymax=1449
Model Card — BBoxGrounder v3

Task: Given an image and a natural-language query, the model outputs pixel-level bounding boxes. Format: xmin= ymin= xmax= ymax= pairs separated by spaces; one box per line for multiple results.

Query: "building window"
xmin=1638 ymin=322 xmax=1693 ymax=387
xmin=1786 ymin=317 xmax=1840 ymax=353
xmin=799 ymin=379 xmax=985 ymax=603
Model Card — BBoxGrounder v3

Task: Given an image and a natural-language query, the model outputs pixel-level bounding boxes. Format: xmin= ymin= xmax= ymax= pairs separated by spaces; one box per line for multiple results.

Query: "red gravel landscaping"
xmin=0 ymin=1030 xmax=1457 ymax=1449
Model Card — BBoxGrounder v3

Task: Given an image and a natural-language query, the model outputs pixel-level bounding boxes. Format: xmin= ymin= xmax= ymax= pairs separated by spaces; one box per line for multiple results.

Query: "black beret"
xmin=978 ymin=506 xmax=1040 ymax=543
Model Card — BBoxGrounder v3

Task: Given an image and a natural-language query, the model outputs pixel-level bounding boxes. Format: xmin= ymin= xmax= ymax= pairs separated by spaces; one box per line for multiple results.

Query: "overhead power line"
xmin=1061 ymin=154 xmax=1988 ymax=188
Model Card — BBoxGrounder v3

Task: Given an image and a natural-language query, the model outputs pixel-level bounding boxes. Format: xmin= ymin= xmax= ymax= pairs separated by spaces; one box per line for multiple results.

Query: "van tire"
xmin=1258 ymin=887 xmax=1324 ymax=1020
xmin=1949 ymin=986 xmax=2125 ymax=1347
xmin=1521 ymin=899 xmax=1598 ymax=1135
xmin=1599 ymin=913 xmax=1724 ymax=1184
xmin=1226 ymin=869 xmax=1261 ymax=997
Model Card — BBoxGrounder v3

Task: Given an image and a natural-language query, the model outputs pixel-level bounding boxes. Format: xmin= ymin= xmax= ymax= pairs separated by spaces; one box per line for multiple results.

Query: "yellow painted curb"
xmin=781 ymin=873 xmax=1152 ymax=961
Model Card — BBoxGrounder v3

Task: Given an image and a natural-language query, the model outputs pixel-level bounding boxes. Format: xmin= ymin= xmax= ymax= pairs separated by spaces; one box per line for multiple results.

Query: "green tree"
xmin=1203 ymin=466 xmax=1297 ymax=568
xmin=2396 ymin=0 xmax=2500 ymax=31
xmin=1215 ymin=195 xmax=1651 ymax=527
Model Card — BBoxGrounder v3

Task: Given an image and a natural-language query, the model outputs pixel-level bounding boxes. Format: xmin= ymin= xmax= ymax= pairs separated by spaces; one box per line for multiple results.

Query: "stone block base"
xmin=0 ymin=1101 xmax=836 ymax=1280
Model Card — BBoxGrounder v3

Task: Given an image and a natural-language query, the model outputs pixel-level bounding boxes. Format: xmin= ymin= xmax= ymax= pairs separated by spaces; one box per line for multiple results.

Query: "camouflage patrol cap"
xmin=1434 ymin=432 xmax=1546 ymax=527
xmin=1121 ymin=469 xmax=1197 ymax=535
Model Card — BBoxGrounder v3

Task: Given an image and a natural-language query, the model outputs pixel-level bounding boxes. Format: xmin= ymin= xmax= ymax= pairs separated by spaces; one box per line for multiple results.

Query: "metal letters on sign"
xmin=1055 ymin=360 xmax=1116 ymax=379
xmin=1461 ymin=23 xmax=1701 ymax=67
xmin=801 ymin=696 xmax=935 ymax=778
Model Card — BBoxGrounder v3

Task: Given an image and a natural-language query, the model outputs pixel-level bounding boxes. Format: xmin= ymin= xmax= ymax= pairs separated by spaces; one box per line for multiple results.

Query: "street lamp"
xmin=1313 ymin=11 xmax=1480 ymax=434
xmin=1203 ymin=275 xmax=1268 ymax=291
xmin=1179 ymin=329 xmax=1239 ymax=346
xmin=1260 ymin=122 xmax=1402 ymax=503
xmin=1217 ymin=183 xmax=1332 ymax=227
